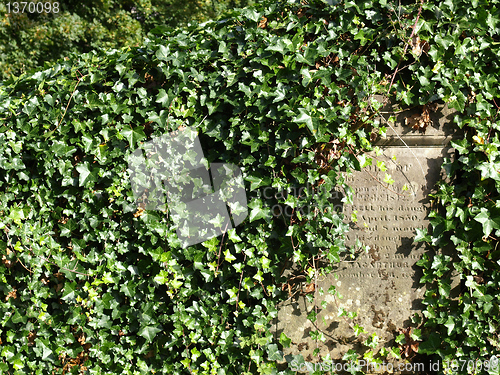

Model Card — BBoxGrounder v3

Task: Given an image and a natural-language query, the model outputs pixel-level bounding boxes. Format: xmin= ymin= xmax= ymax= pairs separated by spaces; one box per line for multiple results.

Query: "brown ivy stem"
xmin=282 ymin=287 xmax=301 ymax=303
xmin=361 ymin=167 xmax=405 ymax=197
xmin=4 ymin=227 xmax=90 ymax=276
xmin=46 ymin=70 xmax=86 ymax=135
xmin=366 ymin=97 xmax=427 ymax=180
xmin=379 ymin=104 xmax=420 ymax=114
xmin=235 ymin=253 xmax=247 ymax=310
xmin=16 ymin=256 xmax=33 ymax=274
xmin=35 ymin=252 xmax=91 ymax=277
xmin=260 ymin=281 xmax=269 ymax=297
xmin=386 ymin=0 xmax=424 ymax=95
xmin=348 ymin=145 xmax=405 ymax=197
xmin=492 ymin=97 xmax=500 ymax=110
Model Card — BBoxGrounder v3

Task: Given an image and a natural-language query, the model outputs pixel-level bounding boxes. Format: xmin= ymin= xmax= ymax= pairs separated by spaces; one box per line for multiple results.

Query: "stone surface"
xmin=272 ymin=99 xmax=460 ymax=372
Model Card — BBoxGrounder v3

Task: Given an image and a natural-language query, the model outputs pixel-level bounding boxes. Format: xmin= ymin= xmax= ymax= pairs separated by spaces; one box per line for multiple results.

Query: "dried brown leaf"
xmin=304 ymin=282 xmax=315 ymax=294
xmin=133 ymin=207 xmax=145 ymax=218
xmin=405 ymin=103 xmax=435 ymax=133
xmin=1 ymin=255 xmax=14 ymax=269
xmin=411 ymin=35 xmax=430 ymax=56
xmin=411 ymin=341 xmax=419 ymax=353
xmin=28 ymin=331 xmax=36 ymax=346
xmin=77 ymin=334 xmax=86 ymax=345
xmin=5 ymin=289 xmax=17 ymax=301
xmin=257 ymin=16 xmax=267 ymax=29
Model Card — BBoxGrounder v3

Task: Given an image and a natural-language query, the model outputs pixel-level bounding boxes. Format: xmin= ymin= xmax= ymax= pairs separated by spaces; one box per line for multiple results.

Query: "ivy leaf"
xmin=376 ymin=160 xmax=387 ymax=171
xmin=353 ymin=324 xmax=366 ymax=336
xmin=444 ymin=316 xmax=455 ymax=335
xmin=156 ymin=89 xmax=174 ymax=107
xmin=296 ymin=46 xmax=317 ymax=66
xmin=293 ymin=108 xmax=315 ymax=134
xmin=487 ymin=13 xmax=499 ymax=30
xmin=8 ymin=207 xmax=25 ymax=226
xmin=138 ymin=325 xmax=162 ymax=343
xmin=474 ymin=208 xmax=500 ymax=236
xmin=247 ymin=199 xmax=269 ymax=222
xmin=477 ymin=161 xmax=500 ymax=181
xmin=156 ymin=45 xmax=169 ymax=61
xmin=307 ymin=310 xmax=317 ymax=323
xmin=120 ymin=282 xmax=136 ymax=297
xmin=451 ymin=139 xmax=469 ymax=154
xmin=245 ymin=174 xmax=271 ymax=191
xmin=358 ymin=154 xmax=372 ymax=168
xmin=121 ymin=125 xmax=146 ymax=148
xmin=224 ymin=249 xmax=236 ymax=263
xmin=34 ymin=338 xmax=53 ymax=360
xmin=249 ymin=206 xmax=268 ymax=222
xmin=414 ymin=228 xmax=431 ymax=243
xmin=342 ymin=349 xmax=358 ymax=362
xmin=76 ymin=162 xmax=97 ymax=187
xmin=115 ymin=63 xmax=127 ymax=77
xmin=279 ymin=332 xmax=291 ymax=348
xmin=410 ymin=328 xmax=422 ymax=341
xmin=154 ymin=270 xmax=169 ymax=284
xmin=438 ymin=280 xmax=451 ymax=297
xmin=418 ymin=332 xmax=441 ymax=354
xmin=395 ymin=334 xmax=405 ymax=345
xmin=267 ymin=38 xmax=290 ymax=55
xmin=267 ymin=344 xmax=283 ymax=361
xmin=390 ymin=347 xmax=401 ymax=359
xmin=241 ymin=8 xmax=261 ymax=22
xmin=23 ymin=96 xmax=40 ymax=116
xmin=59 ymin=219 xmax=77 ymax=237
xmin=383 ymin=173 xmax=395 ymax=185
xmin=61 ymin=282 xmax=77 ymax=302
xmin=227 ymin=229 xmax=242 ymax=243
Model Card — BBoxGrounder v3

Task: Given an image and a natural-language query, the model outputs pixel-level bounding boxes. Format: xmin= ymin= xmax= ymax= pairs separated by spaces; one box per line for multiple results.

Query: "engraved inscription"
xmin=336 ymin=177 xmax=427 ymax=279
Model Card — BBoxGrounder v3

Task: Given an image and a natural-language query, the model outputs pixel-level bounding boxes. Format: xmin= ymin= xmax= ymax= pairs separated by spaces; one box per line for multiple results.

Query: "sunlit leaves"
xmin=383 ymin=173 xmax=394 ymax=185
xmin=138 ymin=325 xmax=162 ymax=343
xmin=120 ymin=125 xmax=146 ymax=148
xmin=474 ymin=208 xmax=500 ymax=236
xmin=76 ymin=162 xmax=98 ymax=187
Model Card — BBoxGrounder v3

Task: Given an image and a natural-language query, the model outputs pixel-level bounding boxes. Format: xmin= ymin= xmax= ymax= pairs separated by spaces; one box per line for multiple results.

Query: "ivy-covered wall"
xmin=0 ymin=0 xmax=499 ymax=374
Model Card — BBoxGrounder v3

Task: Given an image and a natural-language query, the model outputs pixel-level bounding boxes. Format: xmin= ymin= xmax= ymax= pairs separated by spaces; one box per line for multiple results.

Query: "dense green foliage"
xmin=1 ymin=0 xmax=500 ymax=374
xmin=0 ymin=1 xmax=374 ymax=373
xmin=0 ymin=0 xmax=255 ymax=81
xmin=413 ymin=0 xmax=500 ymax=373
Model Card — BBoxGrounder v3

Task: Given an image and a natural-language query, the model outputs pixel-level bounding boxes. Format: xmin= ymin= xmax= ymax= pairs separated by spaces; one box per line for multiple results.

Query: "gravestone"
xmin=273 ymin=97 xmax=460 ymax=371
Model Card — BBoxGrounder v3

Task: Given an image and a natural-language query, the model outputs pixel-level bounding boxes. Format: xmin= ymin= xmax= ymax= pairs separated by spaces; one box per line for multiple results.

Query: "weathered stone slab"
xmin=273 ymin=100 xmax=460 ymax=372
xmin=324 ymin=146 xmax=453 ymax=352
